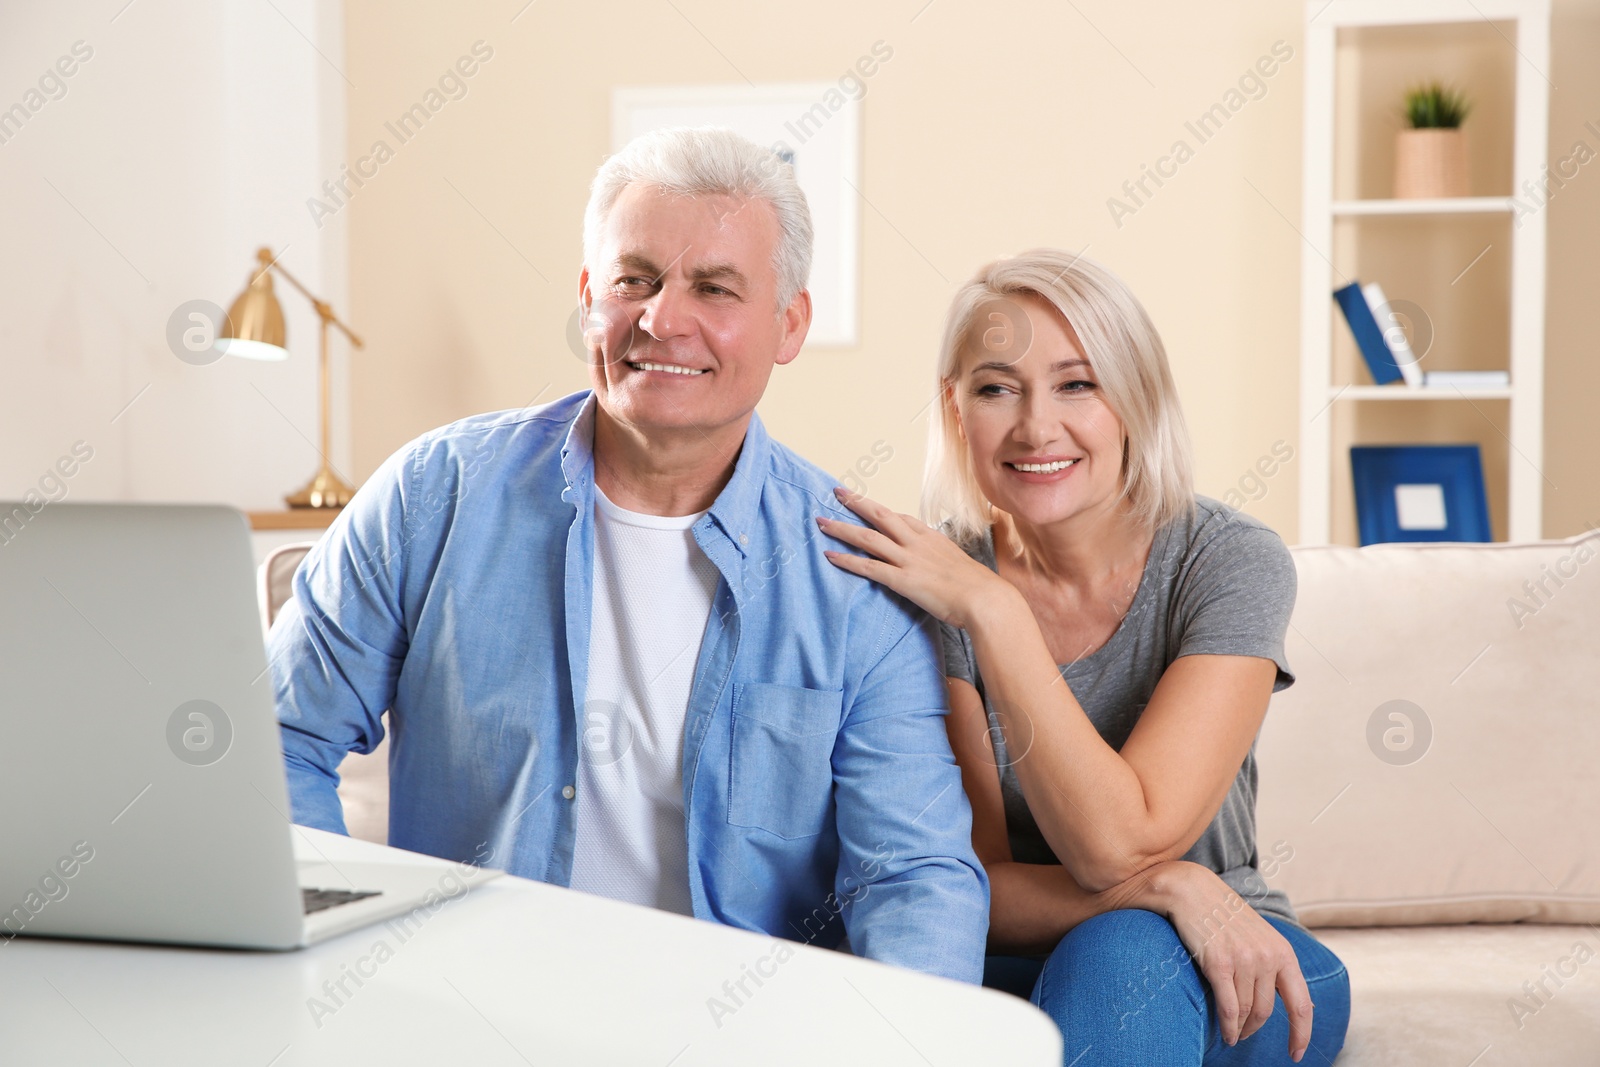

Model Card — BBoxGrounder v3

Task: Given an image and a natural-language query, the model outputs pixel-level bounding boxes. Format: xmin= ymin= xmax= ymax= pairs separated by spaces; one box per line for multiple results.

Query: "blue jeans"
xmin=986 ymin=909 xmax=1350 ymax=1066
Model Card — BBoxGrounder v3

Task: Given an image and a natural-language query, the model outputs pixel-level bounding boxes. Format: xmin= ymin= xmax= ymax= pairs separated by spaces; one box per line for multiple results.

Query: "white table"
xmin=0 ymin=829 xmax=1062 ymax=1065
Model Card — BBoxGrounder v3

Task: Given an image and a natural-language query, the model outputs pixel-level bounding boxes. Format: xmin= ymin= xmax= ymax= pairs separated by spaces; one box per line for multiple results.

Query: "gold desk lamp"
xmin=219 ymin=247 xmax=365 ymax=509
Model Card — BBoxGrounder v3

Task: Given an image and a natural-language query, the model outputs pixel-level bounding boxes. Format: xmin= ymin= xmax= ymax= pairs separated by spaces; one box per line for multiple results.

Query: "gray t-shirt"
xmin=939 ymin=495 xmax=1300 ymax=928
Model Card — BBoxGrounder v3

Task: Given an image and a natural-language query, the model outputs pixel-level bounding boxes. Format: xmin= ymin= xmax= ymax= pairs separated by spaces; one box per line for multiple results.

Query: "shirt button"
xmin=561 ymin=785 xmax=575 ymax=800
xmin=739 ymin=533 xmax=748 ymax=545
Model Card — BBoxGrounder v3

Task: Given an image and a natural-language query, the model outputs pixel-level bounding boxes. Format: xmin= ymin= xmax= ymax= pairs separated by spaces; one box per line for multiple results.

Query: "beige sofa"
xmin=268 ymin=532 xmax=1600 ymax=1061
xmin=1258 ymin=531 xmax=1600 ymax=1065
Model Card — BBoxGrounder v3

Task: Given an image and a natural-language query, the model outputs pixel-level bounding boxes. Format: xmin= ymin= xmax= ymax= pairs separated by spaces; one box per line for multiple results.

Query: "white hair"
xmin=922 ymin=249 xmax=1196 ymax=545
xmin=582 ymin=126 xmax=813 ymax=311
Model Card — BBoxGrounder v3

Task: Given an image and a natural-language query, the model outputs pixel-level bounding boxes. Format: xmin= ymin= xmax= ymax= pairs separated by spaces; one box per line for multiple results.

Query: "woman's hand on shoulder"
xmin=817 ymin=488 xmax=1012 ymax=631
xmin=1144 ymin=860 xmax=1313 ymax=1061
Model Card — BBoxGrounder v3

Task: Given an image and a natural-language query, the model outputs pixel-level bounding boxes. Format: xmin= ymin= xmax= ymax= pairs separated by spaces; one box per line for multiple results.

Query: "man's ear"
xmin=773 ymin=288 xmax=813 ymax=367
xmin=578 ymin=266 xmax=593 ymax=314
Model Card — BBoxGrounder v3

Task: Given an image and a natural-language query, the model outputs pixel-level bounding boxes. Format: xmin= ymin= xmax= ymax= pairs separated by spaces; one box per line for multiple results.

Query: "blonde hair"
xmin=922 ymin=249 xmax=1195 ymax=544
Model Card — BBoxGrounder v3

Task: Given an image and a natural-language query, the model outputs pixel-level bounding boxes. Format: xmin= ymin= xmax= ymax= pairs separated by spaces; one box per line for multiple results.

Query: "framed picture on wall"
xmin=611 ymin=83 xmax=859 ymax=347
xmin=1350 ymin=444 xmax=1492 ymax=546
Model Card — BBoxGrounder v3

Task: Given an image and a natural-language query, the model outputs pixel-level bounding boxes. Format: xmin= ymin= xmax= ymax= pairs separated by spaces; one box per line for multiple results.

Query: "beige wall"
xmin=342 ymin=0 xmax=1600 ymax=544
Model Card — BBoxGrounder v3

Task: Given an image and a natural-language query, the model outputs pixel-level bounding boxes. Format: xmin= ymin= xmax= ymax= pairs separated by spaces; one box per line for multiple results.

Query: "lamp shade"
xmin=218 ymin=252 xmax=288 ymax=362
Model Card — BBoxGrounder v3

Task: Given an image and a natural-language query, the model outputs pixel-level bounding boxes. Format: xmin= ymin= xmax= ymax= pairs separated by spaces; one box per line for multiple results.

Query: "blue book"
xmin=1350 ymin=445 xmax=1491 ymax=545
xmin=1333 ymin=282 xmax=1403 ymax=385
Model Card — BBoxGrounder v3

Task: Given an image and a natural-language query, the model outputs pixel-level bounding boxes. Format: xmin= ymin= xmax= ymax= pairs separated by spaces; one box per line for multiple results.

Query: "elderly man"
xmin=271 ymin=127 xmax=987 ymax=982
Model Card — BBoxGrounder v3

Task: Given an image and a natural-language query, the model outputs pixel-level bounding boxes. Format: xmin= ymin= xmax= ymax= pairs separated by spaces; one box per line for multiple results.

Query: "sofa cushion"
xmin=1317 ymin=924 xmax=1600 ymax=1066
xmin=1257 ymin=532 xmax=1600 ymax=926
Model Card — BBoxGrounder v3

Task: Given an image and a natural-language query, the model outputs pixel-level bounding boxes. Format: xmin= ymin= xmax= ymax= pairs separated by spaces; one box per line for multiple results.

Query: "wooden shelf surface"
xmin=248 ymin=509 xmax=343 ymax=531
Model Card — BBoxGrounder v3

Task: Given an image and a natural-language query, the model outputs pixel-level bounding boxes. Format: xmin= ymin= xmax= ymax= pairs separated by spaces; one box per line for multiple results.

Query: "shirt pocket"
xmin=728 ymin=682 xmax=842 ymax=840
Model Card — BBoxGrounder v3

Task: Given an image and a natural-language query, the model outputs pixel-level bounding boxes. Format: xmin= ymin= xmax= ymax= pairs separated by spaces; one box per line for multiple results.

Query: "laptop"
xmin=0 ymin=502 xmax=502 ymax=949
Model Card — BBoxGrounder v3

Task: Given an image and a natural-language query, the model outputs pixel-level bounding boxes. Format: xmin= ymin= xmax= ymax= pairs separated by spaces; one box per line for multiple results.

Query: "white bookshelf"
xmin=1331 ymin=385 xmax=1517 ymax=401
xmin=1297 ymin=0 xmax=1550 ymax=543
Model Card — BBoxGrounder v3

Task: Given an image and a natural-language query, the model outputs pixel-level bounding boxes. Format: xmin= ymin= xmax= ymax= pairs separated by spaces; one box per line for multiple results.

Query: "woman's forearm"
xmin=967 ymin=587 xmax=1163 ymax=888
xmin=985 ymin=858 xmax=1187 ymax=957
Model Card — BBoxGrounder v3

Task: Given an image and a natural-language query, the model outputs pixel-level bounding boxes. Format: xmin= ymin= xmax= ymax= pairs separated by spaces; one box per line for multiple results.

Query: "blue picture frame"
xmin=1350 ymin=445 xmax=1491 ymax=546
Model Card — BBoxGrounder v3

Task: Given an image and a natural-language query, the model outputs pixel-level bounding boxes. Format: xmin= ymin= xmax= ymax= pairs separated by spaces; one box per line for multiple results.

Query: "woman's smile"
xmin=1002 ymin=455 xmax=1082 ymax=483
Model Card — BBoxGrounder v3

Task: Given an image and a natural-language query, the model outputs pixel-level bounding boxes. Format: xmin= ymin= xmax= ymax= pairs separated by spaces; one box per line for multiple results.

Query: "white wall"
xmin=0 ymin=0 xmax=348 ymax=512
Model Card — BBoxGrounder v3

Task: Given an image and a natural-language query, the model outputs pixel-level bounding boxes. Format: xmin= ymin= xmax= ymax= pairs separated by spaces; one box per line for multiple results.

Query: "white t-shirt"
xmin=567 ymin=483 xmax=719 ymax=915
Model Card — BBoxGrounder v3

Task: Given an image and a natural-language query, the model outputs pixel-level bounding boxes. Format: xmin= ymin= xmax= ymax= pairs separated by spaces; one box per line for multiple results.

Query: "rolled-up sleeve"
xmin=831 ymin=602 xmax=990 ymax=984
xmin=269 ymin=443 xmax=416 ymax=834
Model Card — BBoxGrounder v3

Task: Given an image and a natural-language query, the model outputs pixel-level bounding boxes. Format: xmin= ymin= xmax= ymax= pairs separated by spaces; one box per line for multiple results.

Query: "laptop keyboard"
xmin=302 ymin=887 xmax=382 ymax=915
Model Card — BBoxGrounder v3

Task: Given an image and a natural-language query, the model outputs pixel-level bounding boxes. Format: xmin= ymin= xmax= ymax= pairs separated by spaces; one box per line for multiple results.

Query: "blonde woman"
xmin=818 ymin=250 xmax=1349 ymax=1065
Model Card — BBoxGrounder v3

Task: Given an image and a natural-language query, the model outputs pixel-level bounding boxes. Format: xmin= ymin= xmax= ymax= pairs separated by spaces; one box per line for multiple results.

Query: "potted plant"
xmin=1394 ymin=82 xmax=1472 ymax=199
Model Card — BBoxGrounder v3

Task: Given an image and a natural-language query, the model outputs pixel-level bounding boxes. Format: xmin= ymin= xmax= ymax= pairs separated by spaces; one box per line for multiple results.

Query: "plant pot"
xmin=1393 ymin=127 xmax=1469 ymax=199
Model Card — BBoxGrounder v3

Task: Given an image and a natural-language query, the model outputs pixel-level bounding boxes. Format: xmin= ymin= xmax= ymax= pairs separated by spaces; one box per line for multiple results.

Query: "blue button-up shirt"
xmin=270 ymin=389 xmax=988 ymax=983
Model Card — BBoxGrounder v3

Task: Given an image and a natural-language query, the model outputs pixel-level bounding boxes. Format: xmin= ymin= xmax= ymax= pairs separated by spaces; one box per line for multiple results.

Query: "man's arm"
xmin=830 ymin=606 xmax=989 ymax=984
xmin=269 ymin=445 xmax=416 ymax=834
